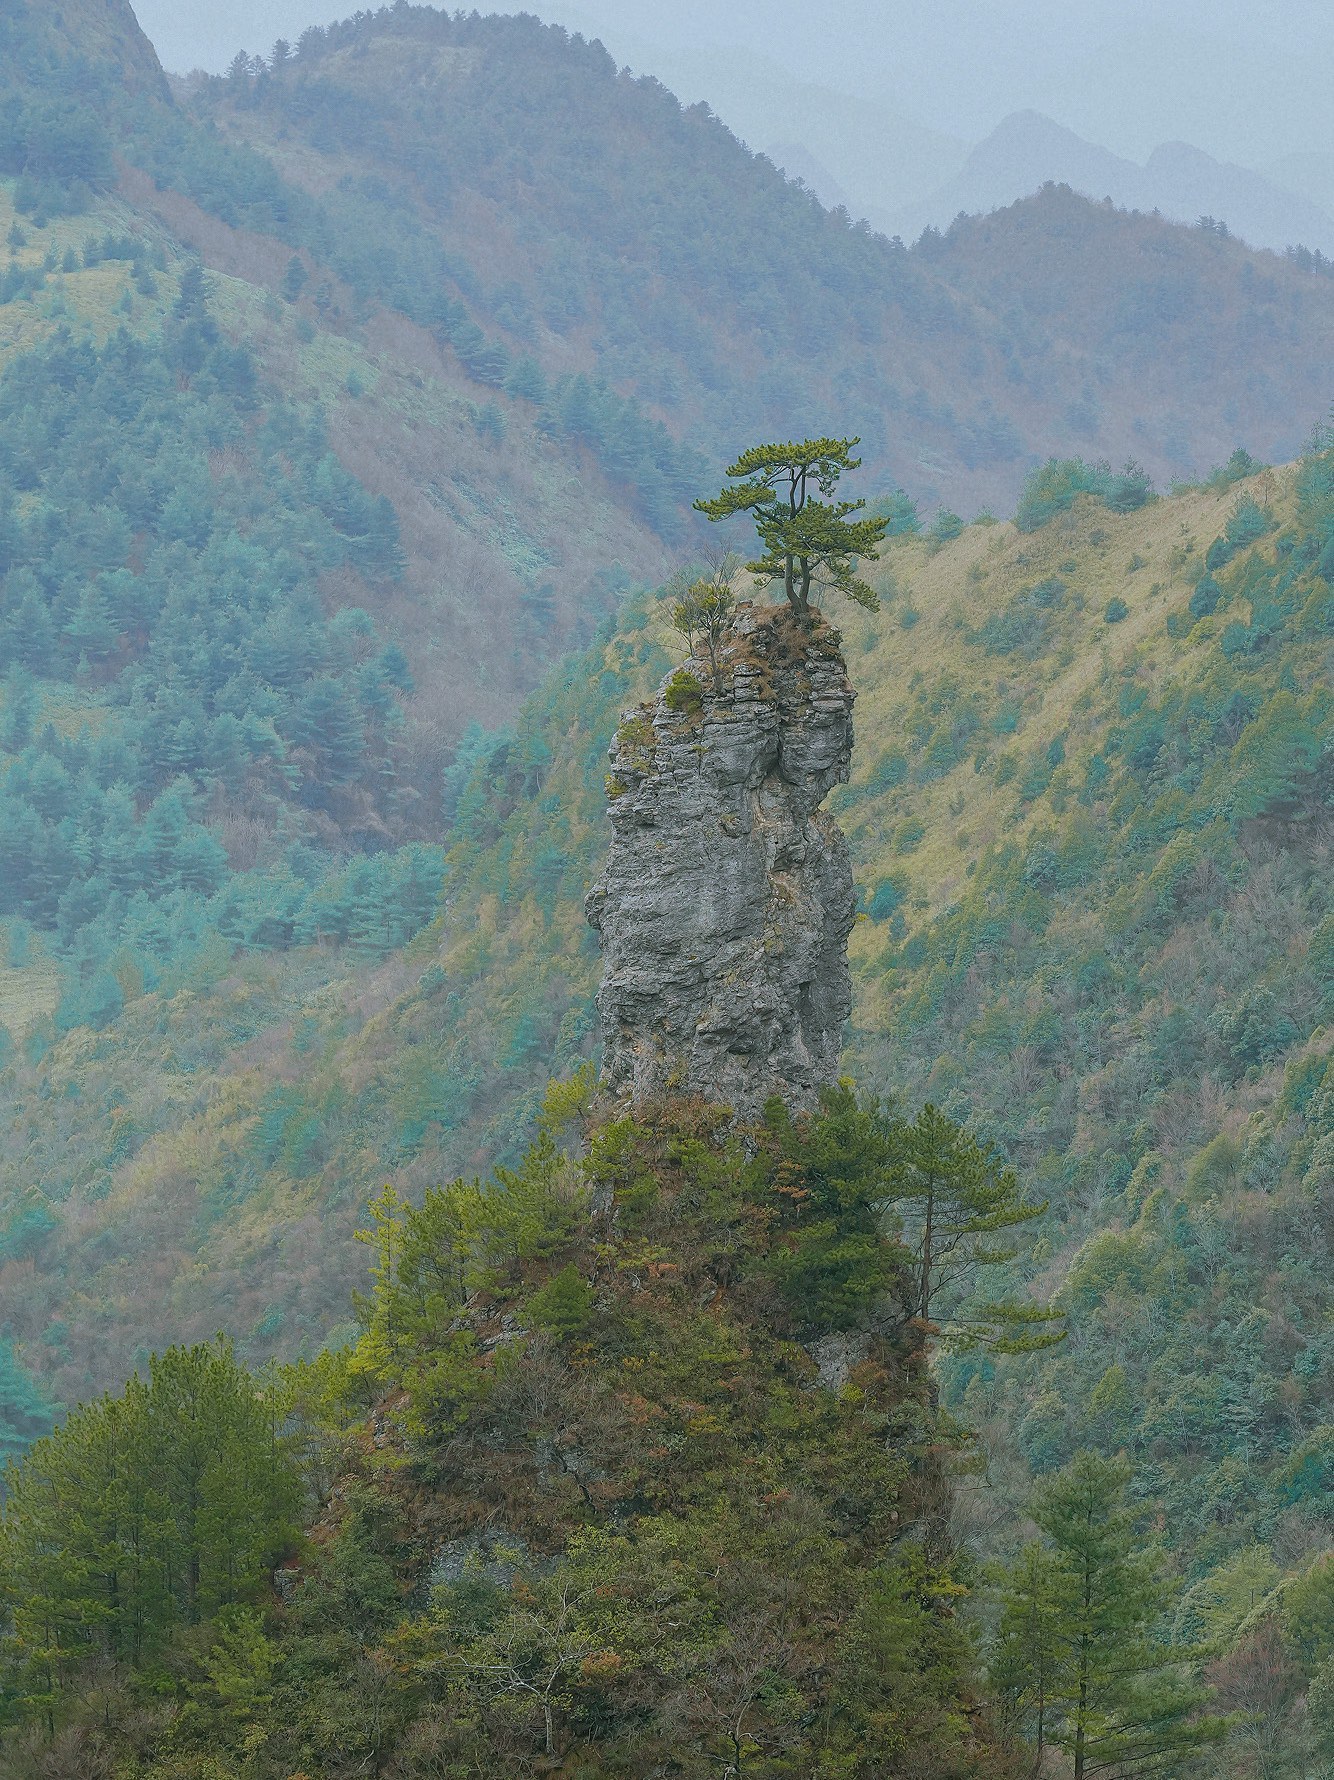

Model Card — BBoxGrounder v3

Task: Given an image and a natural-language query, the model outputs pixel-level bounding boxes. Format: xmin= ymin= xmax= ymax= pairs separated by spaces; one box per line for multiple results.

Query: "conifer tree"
xmin=996 ymin=1451 xmax=1222 ymax=1778
xmin=991 ymin=1541 xmax=1065 ymax=1766
xmin=694 ymin=437 xmax=888 ymax=614
xmin=886 ymin=1103 xmax=1063 ymax=1351
xmin=0 ymin=1340 xmax=299 ymax=1716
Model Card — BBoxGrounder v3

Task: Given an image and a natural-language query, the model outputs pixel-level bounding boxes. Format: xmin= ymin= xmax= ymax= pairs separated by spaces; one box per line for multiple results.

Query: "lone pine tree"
xmin=887 ymin=1102 xmax=1064 ymax=1352
xmin=694 ymin=436 xmax=889 ymax=614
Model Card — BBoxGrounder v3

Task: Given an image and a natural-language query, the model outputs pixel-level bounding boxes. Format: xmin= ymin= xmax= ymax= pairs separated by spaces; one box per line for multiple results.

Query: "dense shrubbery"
xmin=0 ymin=1344 xmax=54 ymax=1469
xmin=971 ymin=575 xmax=1067 ymax=657
xmin=1014 ymin=457 xmax=1155 ymax=531
xmin=1011 ymin=452 xmax=1154 ymax=526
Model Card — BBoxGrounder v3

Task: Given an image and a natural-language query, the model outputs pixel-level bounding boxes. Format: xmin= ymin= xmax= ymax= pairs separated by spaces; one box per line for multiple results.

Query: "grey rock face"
xmin=585 ymin=604 xmax=856 ymax=1120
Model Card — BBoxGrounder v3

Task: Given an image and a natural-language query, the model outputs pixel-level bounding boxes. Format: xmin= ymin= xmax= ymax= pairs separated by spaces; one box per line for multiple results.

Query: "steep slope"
xmin=0 ymin=164 xmax=668 ymax=1006
xmin=0 ymin=0 xmax=169 ymax=102
xmin=4 ymin=441 xmax=1328 ymax=1493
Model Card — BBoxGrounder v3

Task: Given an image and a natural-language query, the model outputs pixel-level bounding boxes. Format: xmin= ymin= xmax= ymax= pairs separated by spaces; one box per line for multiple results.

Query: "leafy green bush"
xmin=973 ymin=583 xmax=1062 ymax=657
xmin=867 ymin=748 xmax=909 ymax=792
xmin=867 ymin=875 xmax=908 ymax=921
xmin=1206 ymin=534 xmax=1235 ymax=570
xmin=663 ymin=669 xmax=704 ymax=715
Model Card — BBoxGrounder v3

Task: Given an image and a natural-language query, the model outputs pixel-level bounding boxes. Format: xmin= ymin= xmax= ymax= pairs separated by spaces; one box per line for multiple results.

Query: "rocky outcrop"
xmin=585 ymin=604 xmax=856 ymax=1120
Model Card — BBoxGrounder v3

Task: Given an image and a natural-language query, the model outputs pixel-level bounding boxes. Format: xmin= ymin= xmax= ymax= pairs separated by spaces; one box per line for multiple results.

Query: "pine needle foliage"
xmin=992 ymin=1452 xmax=1225 ymax=1778
xmin=695 ymin=437 xmax=889 ymax=614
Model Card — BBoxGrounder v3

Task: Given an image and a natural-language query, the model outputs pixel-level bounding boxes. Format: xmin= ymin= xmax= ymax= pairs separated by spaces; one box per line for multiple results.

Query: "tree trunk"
xmin=920 ymin=1185 xmax=934 ymax=1324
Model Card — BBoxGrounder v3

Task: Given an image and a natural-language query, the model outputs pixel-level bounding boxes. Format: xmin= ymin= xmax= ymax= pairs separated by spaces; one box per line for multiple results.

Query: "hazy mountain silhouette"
xmin=885 ymin=110 xmax=1334 ymax=255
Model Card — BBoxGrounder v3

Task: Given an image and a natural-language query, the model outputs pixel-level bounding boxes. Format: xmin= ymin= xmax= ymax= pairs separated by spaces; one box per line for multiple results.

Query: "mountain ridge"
xmin=887 ymin=109 xmax=1334 ymax=256
xmin=0 ymin=0 xmax=170 ymax=102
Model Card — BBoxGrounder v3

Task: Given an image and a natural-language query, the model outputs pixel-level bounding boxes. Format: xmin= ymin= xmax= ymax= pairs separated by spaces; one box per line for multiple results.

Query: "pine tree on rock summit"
xmin=695 ymin=436 xmax=889 ymax=614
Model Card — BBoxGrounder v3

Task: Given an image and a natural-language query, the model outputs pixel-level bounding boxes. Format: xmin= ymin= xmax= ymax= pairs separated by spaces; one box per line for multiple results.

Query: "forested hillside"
xmin=1 ymin=1095 xmax=1052 ymax=1777
xmin=0 ymin=5 xmax=1331 ymax=1770
xmin=2 ymin=440 xmax=1329 ymax=1772
xmin=4 ymin=430 xmax=1328 ymax=1486
xmin=2 ymin=0 xmax=1333 ymax=1096
xmin=182 ymin=6 xmax=1334 ymax=519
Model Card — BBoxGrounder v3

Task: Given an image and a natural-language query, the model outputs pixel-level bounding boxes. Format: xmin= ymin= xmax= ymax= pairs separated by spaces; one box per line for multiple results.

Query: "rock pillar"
xmin=585 ymin=604 xmax=856 ymax=1119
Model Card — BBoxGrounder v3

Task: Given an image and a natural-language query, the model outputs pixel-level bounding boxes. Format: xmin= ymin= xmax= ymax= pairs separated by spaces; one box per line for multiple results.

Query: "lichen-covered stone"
xmin=585 ymin=604 xmax=856 ymax=1120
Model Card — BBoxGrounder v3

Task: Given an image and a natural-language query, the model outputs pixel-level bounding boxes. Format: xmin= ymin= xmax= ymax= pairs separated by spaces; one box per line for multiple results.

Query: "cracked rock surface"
xmin=586 ymin=604 xmax=856 ymax=1120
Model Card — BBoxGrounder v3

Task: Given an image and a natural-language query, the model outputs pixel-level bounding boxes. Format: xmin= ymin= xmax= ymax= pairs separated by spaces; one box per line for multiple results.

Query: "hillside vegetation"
xmin=2 ymin=0 xmax=1333 ymax=1112
xmin=1 ymin=1094 xmax=1045 ymax=1778
xmin=175 ymin=7 xmax=1334 ymax=521
xmin=3 ymin=477 xmax=1330 ymax=1758
xmin=0 ymin=7 xmax=1331 ymax=1770
xmin=3 ymin=437 xmax=1328 ymax=1554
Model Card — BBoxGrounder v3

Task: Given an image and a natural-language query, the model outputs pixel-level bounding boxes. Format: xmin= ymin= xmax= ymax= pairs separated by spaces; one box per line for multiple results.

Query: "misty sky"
xmin=131 ymin=0 xmax=1334 ymax=167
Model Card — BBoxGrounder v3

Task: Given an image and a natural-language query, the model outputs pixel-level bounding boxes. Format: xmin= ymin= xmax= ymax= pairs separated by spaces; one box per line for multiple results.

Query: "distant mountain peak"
xmin=888 ymin=108 xmax=1334 ymax=257
xmin=764 ymin=139 xmax=851 ymax=212
xmin=987 ymin=109 xmax=1091 ymax=143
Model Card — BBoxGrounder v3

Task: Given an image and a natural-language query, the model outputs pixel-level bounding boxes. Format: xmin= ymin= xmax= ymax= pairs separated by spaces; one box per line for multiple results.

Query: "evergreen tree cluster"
xmin=0 ymin=1340 xmax=299 ymax=1733
xmin=0 ymin=1092 xmax=1267 ymax=1777
xmin=1014 ymin=457 xmax=1157 ymax=532
xmin=0 ymin=8 xmax=121 ymax=221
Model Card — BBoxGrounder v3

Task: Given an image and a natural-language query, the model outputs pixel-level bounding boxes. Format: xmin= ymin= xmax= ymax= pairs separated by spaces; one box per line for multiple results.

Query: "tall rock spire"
xmin=585 ymin=604 xmax=856 ymax=1120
